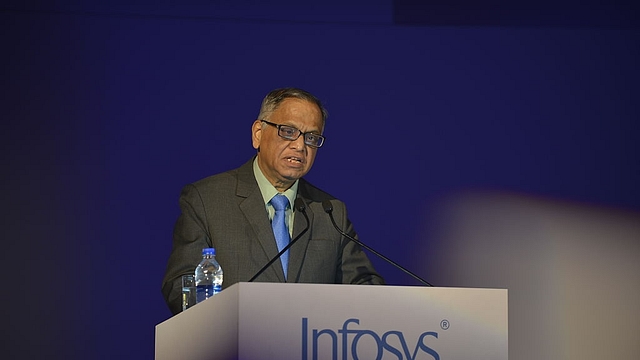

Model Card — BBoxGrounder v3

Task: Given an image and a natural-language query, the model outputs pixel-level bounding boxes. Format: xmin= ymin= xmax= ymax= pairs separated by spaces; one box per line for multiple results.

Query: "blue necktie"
xmin=270 ymin=194 xmax=290 ymax=279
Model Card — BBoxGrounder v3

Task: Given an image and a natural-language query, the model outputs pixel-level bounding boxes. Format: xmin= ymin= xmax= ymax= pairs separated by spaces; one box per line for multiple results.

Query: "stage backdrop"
xmin=3 ymin=2 xmax=639 ymax=360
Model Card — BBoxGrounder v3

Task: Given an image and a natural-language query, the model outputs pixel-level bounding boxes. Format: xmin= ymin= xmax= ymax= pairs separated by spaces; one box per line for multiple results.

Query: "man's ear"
xmin=251 ymin=120 xmax=262 ymax=150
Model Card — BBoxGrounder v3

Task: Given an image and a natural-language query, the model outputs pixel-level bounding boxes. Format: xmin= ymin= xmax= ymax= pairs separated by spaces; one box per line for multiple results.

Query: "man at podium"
xmin=161 ymin=87 xmax=384 ymax=315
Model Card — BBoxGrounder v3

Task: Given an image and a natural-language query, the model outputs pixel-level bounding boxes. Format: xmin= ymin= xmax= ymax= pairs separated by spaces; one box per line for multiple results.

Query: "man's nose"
xmin=290 ymin=135 xmax=306 ymax=150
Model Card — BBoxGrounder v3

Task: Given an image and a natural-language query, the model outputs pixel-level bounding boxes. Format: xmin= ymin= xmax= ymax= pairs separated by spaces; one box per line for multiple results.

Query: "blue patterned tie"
xmin=270 ymin=194 xmax=290 ymax=279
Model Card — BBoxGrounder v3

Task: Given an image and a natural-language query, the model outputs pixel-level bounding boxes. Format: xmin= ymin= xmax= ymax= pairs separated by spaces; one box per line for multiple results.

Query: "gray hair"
xmin=257 ymin=87 xmax=328 ymax=124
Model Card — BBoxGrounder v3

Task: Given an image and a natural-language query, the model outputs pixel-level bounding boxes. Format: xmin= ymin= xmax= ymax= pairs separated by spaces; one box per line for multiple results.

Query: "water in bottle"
xmin=194 ymin=247 xmax=223 ymax=303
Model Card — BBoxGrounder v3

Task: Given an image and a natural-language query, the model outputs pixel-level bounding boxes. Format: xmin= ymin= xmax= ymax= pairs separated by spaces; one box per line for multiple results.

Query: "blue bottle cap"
xmin=202 ymin=248 xmax=216 ymax=256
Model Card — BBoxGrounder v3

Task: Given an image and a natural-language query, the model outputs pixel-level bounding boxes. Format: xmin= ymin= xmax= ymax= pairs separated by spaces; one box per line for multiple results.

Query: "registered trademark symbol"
xmin=440 ymin=319 xmax=450 ymax=330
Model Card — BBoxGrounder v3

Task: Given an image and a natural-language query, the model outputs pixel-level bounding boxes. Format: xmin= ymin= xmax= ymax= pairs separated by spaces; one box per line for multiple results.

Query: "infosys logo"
xmin=301 ymin=318 xmax=440 ymax=360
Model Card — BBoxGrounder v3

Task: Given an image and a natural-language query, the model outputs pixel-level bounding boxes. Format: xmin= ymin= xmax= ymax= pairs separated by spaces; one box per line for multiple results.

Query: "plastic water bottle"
xmin=194 ymin=248 xmax=223 ymax=303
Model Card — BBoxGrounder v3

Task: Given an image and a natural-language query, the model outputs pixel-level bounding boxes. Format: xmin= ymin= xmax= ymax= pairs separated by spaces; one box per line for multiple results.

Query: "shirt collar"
xmin=253 ymin=157 xmax=298 ymax=209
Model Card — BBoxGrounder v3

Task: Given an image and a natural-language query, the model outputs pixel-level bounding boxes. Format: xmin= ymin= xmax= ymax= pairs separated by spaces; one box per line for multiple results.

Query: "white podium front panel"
xmin=156 ymin=283 xmax=507 ymax=360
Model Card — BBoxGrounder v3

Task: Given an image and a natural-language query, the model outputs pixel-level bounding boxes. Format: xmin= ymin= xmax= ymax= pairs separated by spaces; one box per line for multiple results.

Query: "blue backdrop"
xmin=3 ymin=2 xmax=638 ymax=359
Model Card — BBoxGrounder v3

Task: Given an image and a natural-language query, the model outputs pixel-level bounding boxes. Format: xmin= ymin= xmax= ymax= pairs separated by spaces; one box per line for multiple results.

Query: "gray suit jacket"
xmin=161 ymin=158 xmax=384 ymax=314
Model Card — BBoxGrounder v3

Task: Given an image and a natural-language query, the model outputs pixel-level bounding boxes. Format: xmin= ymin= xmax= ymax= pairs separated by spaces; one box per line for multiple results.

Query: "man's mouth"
xmin=285 ymin=156 xmax=303 ymax=164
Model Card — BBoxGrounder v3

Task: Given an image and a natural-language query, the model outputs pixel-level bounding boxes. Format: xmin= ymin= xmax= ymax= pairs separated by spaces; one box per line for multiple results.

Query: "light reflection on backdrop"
xmin=418 ymin=191 xmax=640 ymax=360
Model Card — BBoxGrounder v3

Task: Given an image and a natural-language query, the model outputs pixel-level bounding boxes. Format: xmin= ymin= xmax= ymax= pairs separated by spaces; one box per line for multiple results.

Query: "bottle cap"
xmin=202 ymin=248 xmax=216 ymax=256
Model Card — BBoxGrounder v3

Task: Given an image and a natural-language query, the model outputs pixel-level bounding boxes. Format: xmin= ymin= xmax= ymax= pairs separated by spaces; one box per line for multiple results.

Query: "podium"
xmin=155 ymin=282 xmax=507 ymax=359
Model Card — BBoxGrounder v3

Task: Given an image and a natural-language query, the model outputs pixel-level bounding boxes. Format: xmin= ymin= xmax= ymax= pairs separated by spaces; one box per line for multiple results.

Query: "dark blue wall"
xmin=3 ymin=2 xmax=638 ymax=359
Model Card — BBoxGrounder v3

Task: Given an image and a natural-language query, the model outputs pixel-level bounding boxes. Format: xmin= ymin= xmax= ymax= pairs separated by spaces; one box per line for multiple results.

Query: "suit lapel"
xmin=236 ymin=158 xmax=286 ymax=282
xmin=287 ymin=191 xmax=315 ymax=282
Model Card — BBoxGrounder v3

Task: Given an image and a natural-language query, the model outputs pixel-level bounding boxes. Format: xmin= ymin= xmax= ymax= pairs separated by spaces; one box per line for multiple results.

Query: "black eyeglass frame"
xmin=260 ymin=119 xmax=325 ymax=148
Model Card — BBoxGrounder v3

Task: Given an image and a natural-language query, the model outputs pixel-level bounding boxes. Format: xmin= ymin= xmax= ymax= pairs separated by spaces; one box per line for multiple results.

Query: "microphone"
xmin=249 ymin=198 xmax=310 ymax=282
xmin=322 ymin=200 xmax=433 ymax=287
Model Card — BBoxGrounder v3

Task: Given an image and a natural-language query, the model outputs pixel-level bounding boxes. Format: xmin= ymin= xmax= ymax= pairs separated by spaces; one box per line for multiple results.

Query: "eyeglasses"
xmin=260 ymin=120 xmax=325 ymax=148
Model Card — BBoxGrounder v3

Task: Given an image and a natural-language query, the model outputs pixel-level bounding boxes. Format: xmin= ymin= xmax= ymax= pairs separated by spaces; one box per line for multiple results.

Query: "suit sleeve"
xmin=161 ymin=184 xmax=213 ymax=315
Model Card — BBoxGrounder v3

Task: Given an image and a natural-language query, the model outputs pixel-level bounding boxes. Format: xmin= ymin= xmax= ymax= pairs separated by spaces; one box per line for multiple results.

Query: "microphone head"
xmin=322 ymin=200 xmax=333 ymax=213
xmin=294 ymin=198 xmax=306 ymax=212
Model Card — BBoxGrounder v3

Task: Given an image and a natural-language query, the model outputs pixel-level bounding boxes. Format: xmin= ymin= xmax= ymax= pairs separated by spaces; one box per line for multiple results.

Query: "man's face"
xmin=252 ymin=98 xmax=324 ymax=192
